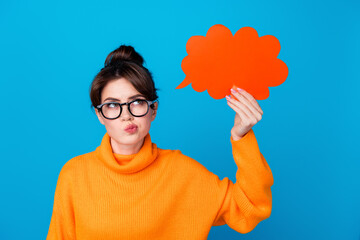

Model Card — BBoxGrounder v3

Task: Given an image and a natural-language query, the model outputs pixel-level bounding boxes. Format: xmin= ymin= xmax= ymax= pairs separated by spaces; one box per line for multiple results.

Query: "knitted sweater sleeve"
xmin=46 ymin=162 xmax=76 ymax=240
xmin=212 ymin=129 xmax=274 ymax=233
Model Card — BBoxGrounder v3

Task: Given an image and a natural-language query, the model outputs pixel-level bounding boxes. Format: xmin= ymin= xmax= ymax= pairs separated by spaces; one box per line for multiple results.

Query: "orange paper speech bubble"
xmin=176 ymin=24 xmax=288 ymax=100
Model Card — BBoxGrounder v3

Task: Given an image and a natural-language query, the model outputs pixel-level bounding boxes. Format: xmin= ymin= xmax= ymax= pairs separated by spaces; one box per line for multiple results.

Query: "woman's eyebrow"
xmin=128 ymin=94 xmax=145 ymax=100
xmin=103 ymin=97 xmax=120 ymax=102
xmin=103 ymin=94 xmax=145 ymax=102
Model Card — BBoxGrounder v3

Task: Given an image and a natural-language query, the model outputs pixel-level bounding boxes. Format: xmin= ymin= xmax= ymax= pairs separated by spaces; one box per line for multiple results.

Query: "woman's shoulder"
xmin=57 ymin=151 xmax=97 ymax=179
xmin=157 ymin=147 xmax=185 ymax=162
xmin=157 ymin=147 xmax=217 ymax=178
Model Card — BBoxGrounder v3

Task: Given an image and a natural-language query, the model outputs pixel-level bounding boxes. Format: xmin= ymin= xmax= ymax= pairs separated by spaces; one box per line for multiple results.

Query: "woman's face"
xmin=95 ymin=78 xmax=157 ymax=154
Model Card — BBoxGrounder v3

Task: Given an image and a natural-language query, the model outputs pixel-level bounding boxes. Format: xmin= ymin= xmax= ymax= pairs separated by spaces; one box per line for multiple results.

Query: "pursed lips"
xmin=124 ymin=124 xmax=138 ymax=130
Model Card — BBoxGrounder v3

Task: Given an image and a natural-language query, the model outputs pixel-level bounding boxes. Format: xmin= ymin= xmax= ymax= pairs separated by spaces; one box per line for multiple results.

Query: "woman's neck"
xmin=110 ymin=137 xmax=145 ymax=155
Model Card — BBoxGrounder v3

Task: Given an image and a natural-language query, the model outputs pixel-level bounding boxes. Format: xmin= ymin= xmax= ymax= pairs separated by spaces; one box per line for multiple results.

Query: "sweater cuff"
xmin=230 ymin=128 xmax=254 ymax=143
xmin=230 ymin=129 xmax=260 ymax=153
xmin=230 ymin=129 xmax=260 ymax=159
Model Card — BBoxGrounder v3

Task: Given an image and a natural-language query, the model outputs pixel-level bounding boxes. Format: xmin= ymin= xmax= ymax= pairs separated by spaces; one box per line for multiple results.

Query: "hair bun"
xmin=104 ymin=45 xmax=144 ymax=67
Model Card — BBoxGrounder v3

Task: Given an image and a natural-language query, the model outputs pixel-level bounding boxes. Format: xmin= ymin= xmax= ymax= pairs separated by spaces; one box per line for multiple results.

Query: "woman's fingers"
xmin=226 ymin=96 xmax=249 ymax=120
xmin=226 ymin=95 xmax=259 ymax=126
xmin=229 ymin=89 xmax=262 ymax=121
xmin=231 ymin=88 xmax=263 ymax=114
xmin=237 ymin=88 xmax=263 ymax=114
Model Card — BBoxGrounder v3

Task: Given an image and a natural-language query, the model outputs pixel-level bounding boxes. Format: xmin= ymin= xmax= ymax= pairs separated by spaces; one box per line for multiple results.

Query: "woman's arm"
xmin=212 ymin=87 xmax=273 ymax=233
xmin=47 ymin=163 xmax=76 ymax=240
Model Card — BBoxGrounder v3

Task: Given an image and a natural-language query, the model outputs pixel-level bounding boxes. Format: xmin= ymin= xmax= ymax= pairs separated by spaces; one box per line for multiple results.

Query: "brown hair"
xmin=89 ymin=45 xmax=159 ymax=111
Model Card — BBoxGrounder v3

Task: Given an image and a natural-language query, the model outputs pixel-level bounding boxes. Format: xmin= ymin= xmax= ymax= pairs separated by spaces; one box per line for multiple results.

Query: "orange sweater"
xmin=46 ymin=129 xmax=273 ymax=239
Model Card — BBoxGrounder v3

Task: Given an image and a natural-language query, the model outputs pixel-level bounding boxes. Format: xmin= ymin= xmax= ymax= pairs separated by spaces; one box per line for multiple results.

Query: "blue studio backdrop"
xmin=0 ymin=0 xmax=359 ymax=239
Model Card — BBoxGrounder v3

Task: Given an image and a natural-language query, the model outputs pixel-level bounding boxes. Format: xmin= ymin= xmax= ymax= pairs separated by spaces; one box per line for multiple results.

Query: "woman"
xmin=46 ymin=45 xmax=273 ymax=240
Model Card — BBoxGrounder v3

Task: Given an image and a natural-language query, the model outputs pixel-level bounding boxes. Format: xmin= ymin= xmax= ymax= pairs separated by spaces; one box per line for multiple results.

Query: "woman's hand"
xmin=226 ymin=88 xmax=263 ymax=141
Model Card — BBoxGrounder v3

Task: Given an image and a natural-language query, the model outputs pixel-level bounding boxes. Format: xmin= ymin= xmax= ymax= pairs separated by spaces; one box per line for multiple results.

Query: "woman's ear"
xmin=95 ymin=108 xmax=105 ymax=125
xmin=151 ymin=102 xmax=158 ymax=121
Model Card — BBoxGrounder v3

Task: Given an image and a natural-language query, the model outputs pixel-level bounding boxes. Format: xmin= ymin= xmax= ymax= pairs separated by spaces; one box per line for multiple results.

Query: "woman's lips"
xmin=124 ymin=124 xmax=138 ymax=133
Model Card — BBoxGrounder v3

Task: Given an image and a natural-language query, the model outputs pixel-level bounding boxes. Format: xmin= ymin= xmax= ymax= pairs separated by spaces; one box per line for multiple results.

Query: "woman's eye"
xmin=107 ymin=103 xmax=118 ymax=108
xmin=133 ymin=99 xmax=145 ymax=105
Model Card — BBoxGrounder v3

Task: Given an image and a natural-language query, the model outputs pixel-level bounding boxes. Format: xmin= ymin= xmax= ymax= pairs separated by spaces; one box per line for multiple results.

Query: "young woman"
xmin=46 ymin=45 xmax=273 ymax=240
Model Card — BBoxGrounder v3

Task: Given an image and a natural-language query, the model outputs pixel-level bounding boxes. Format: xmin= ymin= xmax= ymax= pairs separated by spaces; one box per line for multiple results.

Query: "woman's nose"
xmin=120 ymin=106 xmax=133 ymax=120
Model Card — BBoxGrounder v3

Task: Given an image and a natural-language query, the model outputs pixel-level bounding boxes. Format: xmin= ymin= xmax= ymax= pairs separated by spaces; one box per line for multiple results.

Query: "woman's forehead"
xmin=102 ymin=78 xmax=142 ymax=101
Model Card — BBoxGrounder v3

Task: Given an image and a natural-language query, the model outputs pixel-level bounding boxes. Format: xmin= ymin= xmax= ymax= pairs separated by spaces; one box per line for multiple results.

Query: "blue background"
xmin=1 ymin=0 xmax=359 ymax=239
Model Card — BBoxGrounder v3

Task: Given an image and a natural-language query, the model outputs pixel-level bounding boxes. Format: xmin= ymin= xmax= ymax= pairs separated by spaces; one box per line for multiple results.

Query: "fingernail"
xmin=237 ymin=88 xmax=243 ymax=91
xmin=230 ymin=89 xmax=236 ymax=93
xmin=225 ymin=95 xmax=231 ymax=99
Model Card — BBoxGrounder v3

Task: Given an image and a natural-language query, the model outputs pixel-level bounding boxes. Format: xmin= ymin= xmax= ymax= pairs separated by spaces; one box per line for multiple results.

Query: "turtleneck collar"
xmin=95 ymin=132 xmax=159 ymax=174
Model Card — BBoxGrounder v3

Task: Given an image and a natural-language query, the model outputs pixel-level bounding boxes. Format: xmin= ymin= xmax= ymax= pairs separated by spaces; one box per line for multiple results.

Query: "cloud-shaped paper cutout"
xmin=176 ymin=24 xmax=288 ymax=100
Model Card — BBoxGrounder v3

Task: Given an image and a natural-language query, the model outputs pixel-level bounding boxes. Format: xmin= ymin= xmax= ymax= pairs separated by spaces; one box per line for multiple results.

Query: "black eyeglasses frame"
xmin=96 ymin=99 xmax=157 ymax=120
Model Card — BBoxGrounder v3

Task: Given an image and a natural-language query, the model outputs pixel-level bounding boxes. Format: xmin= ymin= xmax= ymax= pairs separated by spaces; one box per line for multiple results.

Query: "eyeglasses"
xmin=96 ymin=99 xmax=157 ymax=120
